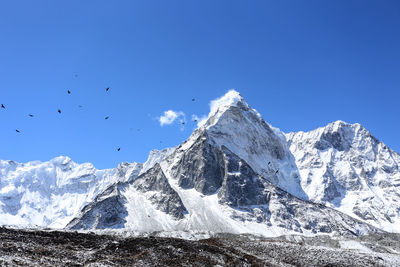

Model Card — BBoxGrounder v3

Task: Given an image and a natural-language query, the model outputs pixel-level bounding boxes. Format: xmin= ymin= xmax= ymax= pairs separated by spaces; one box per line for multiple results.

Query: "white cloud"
xmin=159 ymin=110 xmax=186 ymax=128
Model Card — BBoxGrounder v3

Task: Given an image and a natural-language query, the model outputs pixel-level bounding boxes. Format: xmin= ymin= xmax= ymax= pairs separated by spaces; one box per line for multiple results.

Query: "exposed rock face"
xmin=218 ymin=146 xmax=271 ymax=207
xmin=170 ymin=132 xmax=225 ymax=195
xmin=67 ymin=164 xmax=188 ymax=229
xmin=67 ymin=185 xmax=128 ymax=230
xmin=287 ymin=120 xmax=400 ymax=231
xmin=133 ymin=164 xmax=187 ymax=219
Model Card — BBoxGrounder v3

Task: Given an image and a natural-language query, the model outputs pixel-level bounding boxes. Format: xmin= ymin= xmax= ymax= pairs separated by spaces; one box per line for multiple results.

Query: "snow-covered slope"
xmin=0 ymin=148 xmax=175 ymax=229
xmin=0 ymin=156 xmax=116 ymax=228
xmin=286 ymin=120 xmax=400 ymax=232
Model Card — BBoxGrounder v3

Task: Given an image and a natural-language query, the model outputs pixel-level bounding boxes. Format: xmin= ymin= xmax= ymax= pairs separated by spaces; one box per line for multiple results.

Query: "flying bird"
xmin=58 ymin=109 xmax=61 ymax=114
xmin=67 ymin=90 xmax=71 ymax=94
xmin=117 ymin=147 xmax=121 ymax=151
xmin=105 ymin=116 xmax=109 ymax=120
xmin=15 ymin=129 xmax=20 ymax=133
xmin=1 ymin=104 xmax=5 ymax=109
xmin=192 ymin=98 xmax=195 ymax=101
xmin=106 ymin=87 xmax=110 ymax=92
xmin=275 ymin=170 xmax=279 ymax=174
xmin=29 ymin=114 xmax=34 ymax=117
xmin=78 ymin=105 xmax=83 ymax=108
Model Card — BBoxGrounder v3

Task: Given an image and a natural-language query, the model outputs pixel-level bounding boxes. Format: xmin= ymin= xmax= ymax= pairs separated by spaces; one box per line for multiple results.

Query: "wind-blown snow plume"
xmin=191 ymin=114 xmax=207 ymax=128
xmin=191 ymin=89 xmax=243 ymax=129
xmin=209 ymin=89 xmax=244 ymax=116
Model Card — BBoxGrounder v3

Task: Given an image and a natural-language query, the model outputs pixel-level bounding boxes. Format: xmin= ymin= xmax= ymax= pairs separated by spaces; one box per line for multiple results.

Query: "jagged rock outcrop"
xmin=218 ymin=146 xmax=271 ymax=207
xmin=67 ymin=163 xmax=187 ymax=229
xmin=133 ymin=164 xmax=187 ymax=219
xmin=67 ymin=184 xmax=128 ymax=230
xmin=169 ymin=132 xmax=225 ymax=195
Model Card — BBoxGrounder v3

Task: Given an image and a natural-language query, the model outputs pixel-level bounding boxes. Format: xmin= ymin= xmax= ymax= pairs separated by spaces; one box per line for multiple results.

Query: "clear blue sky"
xmin=1 ymin=0 xmax=399 ymax=169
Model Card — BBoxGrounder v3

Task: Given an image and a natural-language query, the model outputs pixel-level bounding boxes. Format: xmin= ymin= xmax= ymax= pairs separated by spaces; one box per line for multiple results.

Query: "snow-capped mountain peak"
xmin=201 ymin=89 xmax=261 ymax=129
xmin=193 ymin=90 xmax=307 ymax=199
xmin=287 ymin=120 xmax=400 ymax=232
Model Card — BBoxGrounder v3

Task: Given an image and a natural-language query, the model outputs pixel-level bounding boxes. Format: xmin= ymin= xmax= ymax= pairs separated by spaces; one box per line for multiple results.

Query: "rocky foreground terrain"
xmin=0 ymin=227 xmax=399 ymax=266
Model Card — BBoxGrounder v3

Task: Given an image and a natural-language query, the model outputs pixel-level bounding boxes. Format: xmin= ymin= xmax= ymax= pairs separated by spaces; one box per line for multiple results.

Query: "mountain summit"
xmin=287 ymin=120 xmax=400 ymax=232
xmin=1 ymin=90 xmax=399 ymax=237
xmin=197 ymin=90 xmax=307 ymax=199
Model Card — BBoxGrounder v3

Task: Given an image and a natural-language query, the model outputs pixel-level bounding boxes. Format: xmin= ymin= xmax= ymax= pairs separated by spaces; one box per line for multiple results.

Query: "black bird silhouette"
xmin=78 ymin=105 xmax=83 ymax=108
xmin=1 ymin=104 xmax=5 ymax=109
xmin=106 ymin=87 xmax=110 ymax=92
xmin=67 ymin=90 xmax=71 ymax=94
xmin=268 ymin=161 xmax=271 ymax=165
xmin=182 ymin=122 xmax=185 ymax=125
xmin=275 ymin=170 xmax=279 ymax=174
xmin=193 ymin=119 xmax=198 ymax=122
xmin=58 ymin=109 xmax=61 ymax=114
xmin=29 ymin=114 xmax=34 ymax=117
xmin=16 ymin=129 xmax=20 ymax=133
xmin=192 ymin=98 xmax=195 ymax=101
xmin=117 ymin=147 xmax=121 ymax=151
xmin=105 ymin=116 xmax=109 ymax=120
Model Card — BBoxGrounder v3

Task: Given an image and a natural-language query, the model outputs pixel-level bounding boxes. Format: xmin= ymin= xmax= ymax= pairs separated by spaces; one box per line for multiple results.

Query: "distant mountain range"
xmin=1 ymin=90 xmax=399 ymax=237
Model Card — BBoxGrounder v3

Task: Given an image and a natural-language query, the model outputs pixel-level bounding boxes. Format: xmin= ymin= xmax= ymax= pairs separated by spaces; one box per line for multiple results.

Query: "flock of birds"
xmin=3 ymin=91 xmax=280 ymax=174
xmin=1 ymin=88 xmax=198 ymax=152
xmin=1 ymin=87 xmax=123 ymax=149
